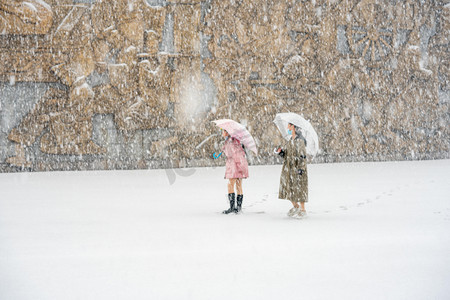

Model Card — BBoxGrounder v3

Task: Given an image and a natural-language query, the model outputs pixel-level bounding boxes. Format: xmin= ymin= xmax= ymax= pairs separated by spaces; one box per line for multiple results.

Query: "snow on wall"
xmin=0 ymin=0 xmax=449 ymax=172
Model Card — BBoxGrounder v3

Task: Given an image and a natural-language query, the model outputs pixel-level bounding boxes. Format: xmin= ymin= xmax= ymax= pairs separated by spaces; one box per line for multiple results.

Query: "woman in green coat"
xmin=275 ymin=123 xmax=308 ymax=218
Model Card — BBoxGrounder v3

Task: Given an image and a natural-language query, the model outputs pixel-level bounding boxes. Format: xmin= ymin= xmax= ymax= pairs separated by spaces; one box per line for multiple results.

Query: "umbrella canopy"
xmin=273 ymin=112 xmax=319 ymax=156
xmin=212 ymin=119 xmax=258 ymax=155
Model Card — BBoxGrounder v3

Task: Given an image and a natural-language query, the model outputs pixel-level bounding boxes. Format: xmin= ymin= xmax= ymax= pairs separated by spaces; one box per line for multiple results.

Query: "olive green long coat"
xmin=278 ymin=136 xmax=308 ymax=203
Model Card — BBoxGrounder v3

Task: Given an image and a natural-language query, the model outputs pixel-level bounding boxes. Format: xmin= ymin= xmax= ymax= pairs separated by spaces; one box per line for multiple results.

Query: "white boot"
xmin=287 ymin=207 xmax=299 ymax=217
xmin=296 ymin=210 xmax=307 ymax=218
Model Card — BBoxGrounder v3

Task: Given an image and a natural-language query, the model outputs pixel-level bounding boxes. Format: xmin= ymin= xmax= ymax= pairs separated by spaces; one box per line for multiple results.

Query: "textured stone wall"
xmin=0 ymin=0 xmax=448 ymax=172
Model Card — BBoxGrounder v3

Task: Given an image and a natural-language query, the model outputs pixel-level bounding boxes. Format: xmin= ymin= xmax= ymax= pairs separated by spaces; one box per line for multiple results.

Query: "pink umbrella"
xmin=212 ymin=119 xmax=258 ymax=155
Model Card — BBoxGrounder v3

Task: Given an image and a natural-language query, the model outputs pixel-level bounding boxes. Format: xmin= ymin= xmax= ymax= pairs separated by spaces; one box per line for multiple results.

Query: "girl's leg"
xmin=224 ymin=179 xmax=237 ymax=214
xmin=228 ymin=179 xmax=236 ymax=194
xmin=236 ymin=178 xmax=243 ymax=195
xmin=236 ymin=179 xmax=243 ymax=212
xmin=291 ymin=200 xmax=299 ymax=208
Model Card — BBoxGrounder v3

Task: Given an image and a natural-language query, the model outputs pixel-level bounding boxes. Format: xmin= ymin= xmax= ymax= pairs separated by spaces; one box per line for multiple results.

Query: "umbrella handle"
xmin=213 ymin=152 xmax=222 ymax=159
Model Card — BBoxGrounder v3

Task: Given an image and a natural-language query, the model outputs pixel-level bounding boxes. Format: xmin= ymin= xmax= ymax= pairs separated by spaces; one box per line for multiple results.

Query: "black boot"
xmin=236 ymin=194 xmax=243 ymax=213
xmin=223 ymin=193 xmax=235 ymax=214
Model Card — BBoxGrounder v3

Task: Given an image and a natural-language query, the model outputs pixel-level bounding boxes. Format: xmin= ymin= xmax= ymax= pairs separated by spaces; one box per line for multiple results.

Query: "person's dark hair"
xmin=289 ymin=123 xmax=307 ymax=146
xmin=295 ymin=127 xmax=307 ymax=146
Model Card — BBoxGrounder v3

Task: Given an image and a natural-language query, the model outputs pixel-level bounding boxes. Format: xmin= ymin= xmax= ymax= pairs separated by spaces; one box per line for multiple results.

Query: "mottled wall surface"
xmin=0 ymin=0 xmax=448 ymax=172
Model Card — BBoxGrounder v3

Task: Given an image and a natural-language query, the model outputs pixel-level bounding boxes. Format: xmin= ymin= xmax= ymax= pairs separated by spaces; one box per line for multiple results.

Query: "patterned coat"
xmin=278 ymin=136 xmax=308 ymax=203
xmin=223 ymin=138 xmax=249 ymax=179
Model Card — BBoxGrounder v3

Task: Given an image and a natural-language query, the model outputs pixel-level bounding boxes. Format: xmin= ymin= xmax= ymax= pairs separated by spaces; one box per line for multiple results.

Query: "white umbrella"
xmin=273 ymin=112 xmax=319 ymax=156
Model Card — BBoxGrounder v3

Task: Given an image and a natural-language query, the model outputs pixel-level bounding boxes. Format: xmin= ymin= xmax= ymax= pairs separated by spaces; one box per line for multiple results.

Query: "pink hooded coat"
xmin=222 ymin=138 xmax=249 ymax=179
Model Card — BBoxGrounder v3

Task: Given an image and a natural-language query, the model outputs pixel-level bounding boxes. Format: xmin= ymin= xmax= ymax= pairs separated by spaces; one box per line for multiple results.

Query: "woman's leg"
xmin=287 ymin=200 xmax=299 ymax=217
xmin=300 ymin=202 xmax=306 ymax=211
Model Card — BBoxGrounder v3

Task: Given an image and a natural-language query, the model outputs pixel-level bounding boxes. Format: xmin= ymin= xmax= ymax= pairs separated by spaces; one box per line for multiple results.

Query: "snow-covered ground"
xmin=1 ymin=160 xmax=449 ymax=300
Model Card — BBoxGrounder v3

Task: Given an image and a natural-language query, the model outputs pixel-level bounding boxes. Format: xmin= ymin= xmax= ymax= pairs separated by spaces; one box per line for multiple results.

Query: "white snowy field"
xmin=0 ymin=160 xmax=449 ymax=300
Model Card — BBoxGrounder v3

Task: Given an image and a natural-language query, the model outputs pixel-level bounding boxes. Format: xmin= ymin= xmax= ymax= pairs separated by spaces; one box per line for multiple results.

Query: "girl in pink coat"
xmin=220 ymin=129 xmax=249 ymax=214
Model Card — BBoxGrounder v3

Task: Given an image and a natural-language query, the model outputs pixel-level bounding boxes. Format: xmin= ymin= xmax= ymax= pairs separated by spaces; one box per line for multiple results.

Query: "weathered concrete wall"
xmin=0 ymin=0 xmax=448 ymax=172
